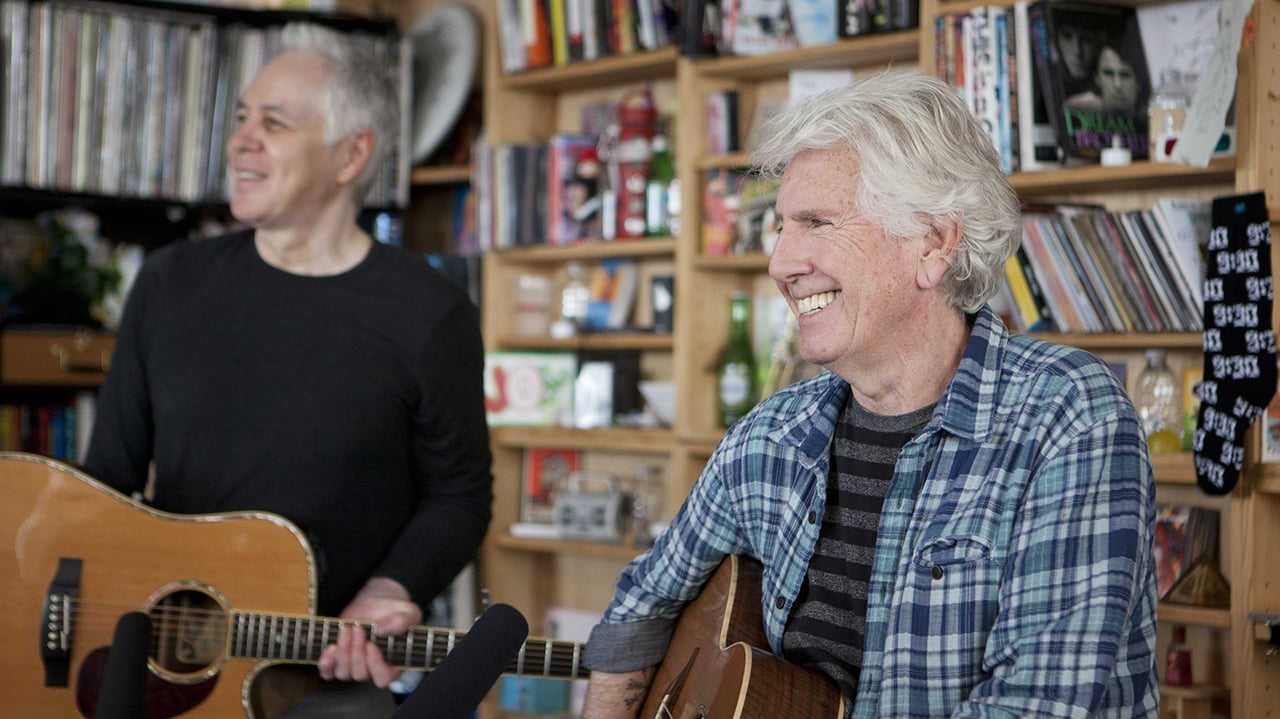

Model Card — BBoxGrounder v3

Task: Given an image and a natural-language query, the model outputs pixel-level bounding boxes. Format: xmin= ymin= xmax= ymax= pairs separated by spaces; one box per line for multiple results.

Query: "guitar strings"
xmin=55 ymin=598 xmax=588 ymax=677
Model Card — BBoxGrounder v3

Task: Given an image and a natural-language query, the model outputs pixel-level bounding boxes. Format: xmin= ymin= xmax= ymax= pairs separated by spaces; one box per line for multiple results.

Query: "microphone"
xmin=391 ymin=603 xmax=529 ymax=719
xmin=96 ymin=611 xmax=152 ymax=719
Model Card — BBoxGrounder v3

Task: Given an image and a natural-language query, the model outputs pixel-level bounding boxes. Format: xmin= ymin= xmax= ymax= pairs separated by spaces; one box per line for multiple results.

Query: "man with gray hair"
xmin=84 ymin=23 xmax=493 ymax=718
xmin=580 ymin=71 xmax=1158 ymax=718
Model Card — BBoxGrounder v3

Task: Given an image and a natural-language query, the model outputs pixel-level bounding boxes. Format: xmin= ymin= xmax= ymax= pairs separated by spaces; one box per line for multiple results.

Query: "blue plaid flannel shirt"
xmin=583 ymin=306 xmax=1159 ymax=717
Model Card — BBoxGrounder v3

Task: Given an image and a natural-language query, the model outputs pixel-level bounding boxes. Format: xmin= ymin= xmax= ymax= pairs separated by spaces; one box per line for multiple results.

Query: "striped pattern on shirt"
xmin=782 ymin=395 xmax=933 ymax=706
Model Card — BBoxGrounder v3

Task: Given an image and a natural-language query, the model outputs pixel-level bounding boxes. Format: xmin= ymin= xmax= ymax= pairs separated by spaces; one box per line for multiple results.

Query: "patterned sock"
xmin=1195 ymin=192 xmax=1276 ymax=495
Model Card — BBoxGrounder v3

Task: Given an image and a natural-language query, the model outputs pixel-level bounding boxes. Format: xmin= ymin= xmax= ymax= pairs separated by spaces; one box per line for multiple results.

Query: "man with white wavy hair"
xmin=580 ymin=71 xmax=1158 ymax=718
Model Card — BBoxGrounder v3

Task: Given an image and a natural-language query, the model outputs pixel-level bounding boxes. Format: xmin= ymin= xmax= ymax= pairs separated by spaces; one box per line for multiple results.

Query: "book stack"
xmin=0 ymin=3 xmax=402 ymax=206
xmin=1002 ymin=198 xmax=1210 ymax=334
xmin=495 ymin=0 xmax=680 ymax=73
xmin=935 ymin=4 xmax=1033 ymax=174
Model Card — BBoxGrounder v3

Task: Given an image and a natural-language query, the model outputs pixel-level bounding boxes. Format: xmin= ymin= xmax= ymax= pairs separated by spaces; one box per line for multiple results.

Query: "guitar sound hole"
xmin=148 ymin=587 xmax=230 ymax=678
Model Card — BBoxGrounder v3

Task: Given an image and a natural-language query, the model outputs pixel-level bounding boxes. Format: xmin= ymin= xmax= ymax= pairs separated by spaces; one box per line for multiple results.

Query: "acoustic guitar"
xmin=0 ymin=452 xmax=586 ymax=718
xmin=1 ymin=451 xmax=843 ymax=718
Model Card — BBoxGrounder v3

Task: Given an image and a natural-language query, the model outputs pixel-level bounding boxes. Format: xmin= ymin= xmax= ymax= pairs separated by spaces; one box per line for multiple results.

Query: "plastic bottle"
xmin=1148 ymin=68 xmax=1190 ymax=163
xmin=1133 ymin=349 xmax=1182 ymax=452
xmin=718 ymin=291 xmax=757 ymax=427
xmin=645 ymin=134 xmax=676 ymax=237
xmin=550 ymin=262 xmax=591 ymax=338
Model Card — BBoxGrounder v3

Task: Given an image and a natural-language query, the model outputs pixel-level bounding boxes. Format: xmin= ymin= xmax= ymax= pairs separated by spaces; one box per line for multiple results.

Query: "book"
xmin=1149 ymin=197 xmax=1211 ymax=308
xmin=704 ymin=89 xmax=740 ymax=155
xmin=546 ymin=134 xmax=600 ymax=246
xmin=521 ymin=447 xmax=580 ymax=523
xmin=730 ymin=0 xmax=800 ymax=56
xmin=787 ymin=0 xmax=838 ymax=47
xmin=1003 ymin=248 xmax=1054 ymax=332
xmin=1027 ymin=0 xmax=1151 ymax=164
xmin=1013 ymin=1 xmax=1061 ymax=170
xmin=519 ymin=0 xmax=554 ymax=69
xmin=967 ymin=6 xmax=1004 ymax=173
xmin=496 ymin=0 xmax=529 ymax=73
xmin=1265 ymin=380 xmax=1280 ymax=463
xmin=583 ymin=259 xmax=639 ymax=330
xmin=702 ymin=167 xmax=745 ymax=257
xmin=1154 ymin=504 xmax=1192 ymax=599
xmin=838 ymin=0 xmax=876 ymax=37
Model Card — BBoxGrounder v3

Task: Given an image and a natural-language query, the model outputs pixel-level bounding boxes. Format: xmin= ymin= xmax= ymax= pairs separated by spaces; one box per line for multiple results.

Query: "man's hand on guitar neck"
xmin=317 ymin=576 xmax=423 ymax=688
xmin=582 ymin=668 xmax=657 ymax=719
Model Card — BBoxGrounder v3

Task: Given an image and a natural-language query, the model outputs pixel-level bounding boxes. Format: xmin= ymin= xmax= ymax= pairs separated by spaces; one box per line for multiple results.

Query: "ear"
xmin=916 ymin=217 xmax=963 ymax=290
xmin=335 ymin=127 xmax=375 ymax=186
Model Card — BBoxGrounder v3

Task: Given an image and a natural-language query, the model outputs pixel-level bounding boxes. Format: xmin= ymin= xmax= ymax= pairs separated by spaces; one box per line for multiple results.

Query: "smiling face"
xmin=226 ymin=51 xmax=359 ymax=230
xmin=768 ymin=148 xmax=943 ymax=382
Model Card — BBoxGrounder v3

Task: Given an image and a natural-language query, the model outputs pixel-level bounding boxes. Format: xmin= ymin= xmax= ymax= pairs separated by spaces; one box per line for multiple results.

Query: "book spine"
xmin=1026 ymin=1 xmax=1069 ymax=165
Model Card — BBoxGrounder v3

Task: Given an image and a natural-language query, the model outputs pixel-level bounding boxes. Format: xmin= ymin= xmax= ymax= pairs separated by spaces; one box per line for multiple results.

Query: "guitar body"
xmin=0 ymin=452 xmax=317 ymax=719
xmin=640 ymin=555 xmax=845 ymax=719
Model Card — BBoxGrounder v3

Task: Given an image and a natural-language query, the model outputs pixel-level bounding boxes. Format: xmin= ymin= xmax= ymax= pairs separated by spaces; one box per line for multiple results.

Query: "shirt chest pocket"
xmin=910 ymin=535 xmax=1003 ymax=602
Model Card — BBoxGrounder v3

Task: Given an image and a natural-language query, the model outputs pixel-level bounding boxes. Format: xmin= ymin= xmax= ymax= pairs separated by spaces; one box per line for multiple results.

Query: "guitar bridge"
xmin=40 ymin=557 xmax=82 ymax=687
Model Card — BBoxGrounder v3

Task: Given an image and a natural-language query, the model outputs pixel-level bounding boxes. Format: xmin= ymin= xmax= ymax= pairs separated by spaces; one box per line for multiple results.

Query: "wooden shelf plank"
xmin=1025 ymin=331 xmax=1203 ymax=350
xmin=1152 ymin=453 xmax=1196 ymax=485
xmin=495 ymin=532 xmax=647 ymax=561
xmin=493 ymin=426 xmax=676 ymax=452
xmin=409 ymin=164 xmax=470 ymax=186
xmin=695 ymin=31 xmax=919 ymax=80
xmin=1158 ymin=684 xmax=1227 ymax=699
xmin=495 ymin=238 xmax=675 ymax=263
xmin=495 ymin=332 xmax=673 ymax=351
xmin=499 ymin=46 xmax=679 ymax=91
xmin=696 ymin=153 xmax=751 ymax=170
xmin=1009 ymin=158 xmax=1235 ymax=196
xmin=694 ymin=254 xmax=771 ymax=271
xmin=1158 ymin=603 xmax=1232 ymax=628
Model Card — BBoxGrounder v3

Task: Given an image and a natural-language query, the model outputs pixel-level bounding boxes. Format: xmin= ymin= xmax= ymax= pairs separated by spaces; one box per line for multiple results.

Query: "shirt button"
xmin=775 ymin=595 xmax=786 ymax=609
xmin=807 ymin=511 xmax=817 ymax=524
xmin=931 ymin=565 xmax=944 ymax=580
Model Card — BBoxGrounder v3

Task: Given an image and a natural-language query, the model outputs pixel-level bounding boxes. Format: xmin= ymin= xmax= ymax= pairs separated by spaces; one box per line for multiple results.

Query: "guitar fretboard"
xmin=229 ymin=612 xmax=588 ymax=679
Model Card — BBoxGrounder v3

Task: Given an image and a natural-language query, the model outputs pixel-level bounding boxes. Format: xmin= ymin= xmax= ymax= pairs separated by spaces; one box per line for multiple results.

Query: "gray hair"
xmin=279 ymin=22 xmax=399 ymax=201
xmin=751 ymin=71 xmax=1021 ymax=313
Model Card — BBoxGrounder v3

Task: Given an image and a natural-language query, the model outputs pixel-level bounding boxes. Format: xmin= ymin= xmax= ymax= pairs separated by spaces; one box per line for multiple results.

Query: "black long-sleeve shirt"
xmin=84 ymin=231 xmax=493 ymax=616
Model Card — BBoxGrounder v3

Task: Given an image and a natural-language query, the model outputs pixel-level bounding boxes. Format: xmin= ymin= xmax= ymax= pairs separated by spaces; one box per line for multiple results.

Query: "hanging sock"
xmin=1195 ymin=192 xmax=1276 ymax=495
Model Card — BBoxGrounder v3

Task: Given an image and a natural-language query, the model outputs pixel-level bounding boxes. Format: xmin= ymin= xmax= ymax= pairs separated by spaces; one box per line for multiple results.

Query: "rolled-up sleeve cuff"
xmin=581 ymin=617 xmax=677 ymax=672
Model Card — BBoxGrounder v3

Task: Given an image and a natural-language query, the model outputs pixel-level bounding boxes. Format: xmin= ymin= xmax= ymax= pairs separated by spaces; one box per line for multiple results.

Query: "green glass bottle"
xmin=718 ymin=291 xmax=757 ymax=427
xmin=645 ymin=134 xmax=675 ymax=237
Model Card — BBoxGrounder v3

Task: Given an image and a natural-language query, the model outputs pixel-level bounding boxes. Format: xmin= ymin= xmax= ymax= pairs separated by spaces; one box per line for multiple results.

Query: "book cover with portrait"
xmin=1027 ymin=0 xmax=1151 ymax=164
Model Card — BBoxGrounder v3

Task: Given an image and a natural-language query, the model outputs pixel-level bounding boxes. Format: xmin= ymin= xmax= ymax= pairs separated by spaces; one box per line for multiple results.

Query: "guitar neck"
xmin=229 ymin=611 xmax=588 ymax=679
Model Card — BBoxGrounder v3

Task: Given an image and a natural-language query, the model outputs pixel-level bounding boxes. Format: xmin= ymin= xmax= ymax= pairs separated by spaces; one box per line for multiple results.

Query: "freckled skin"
xmin=767 ymin=149 xmax=968 ymax=413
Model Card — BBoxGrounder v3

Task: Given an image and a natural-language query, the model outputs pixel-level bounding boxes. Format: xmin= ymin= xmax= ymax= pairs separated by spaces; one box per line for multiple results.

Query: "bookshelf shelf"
xmin=494 ymin=533 xmax=647 ymax=561
xmin=409 ymin=164 xmax=471 ymax=186
xmin=492 ymin=426 xmax=675 ymax=452
xmin=695 ymin=31 xmax=920 ymax=80
xmin=697 ymin=153 xmax=751 ymax=170
xmin=694 ymin=254 xmax=771 ymax=271
xmin=1151 ymin=452 xmax=1197 ymax=485
xmin=1158 ymin=684 xmax=1228 ymax=700
xmin=495 ymin=238 xmax=675 ymax=263
xmin=495 ymin=332 xmax=673 ymax=352
xmin=1009 ymin=158 xmax=1236 ymax=196
xmin=1028 ymin=331 xmax=1203 ymax=350
xmin=1158 ymin=603 xmax=1232 ymax=629
xmin=499 ymin=46 xmax=679 ymax=91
